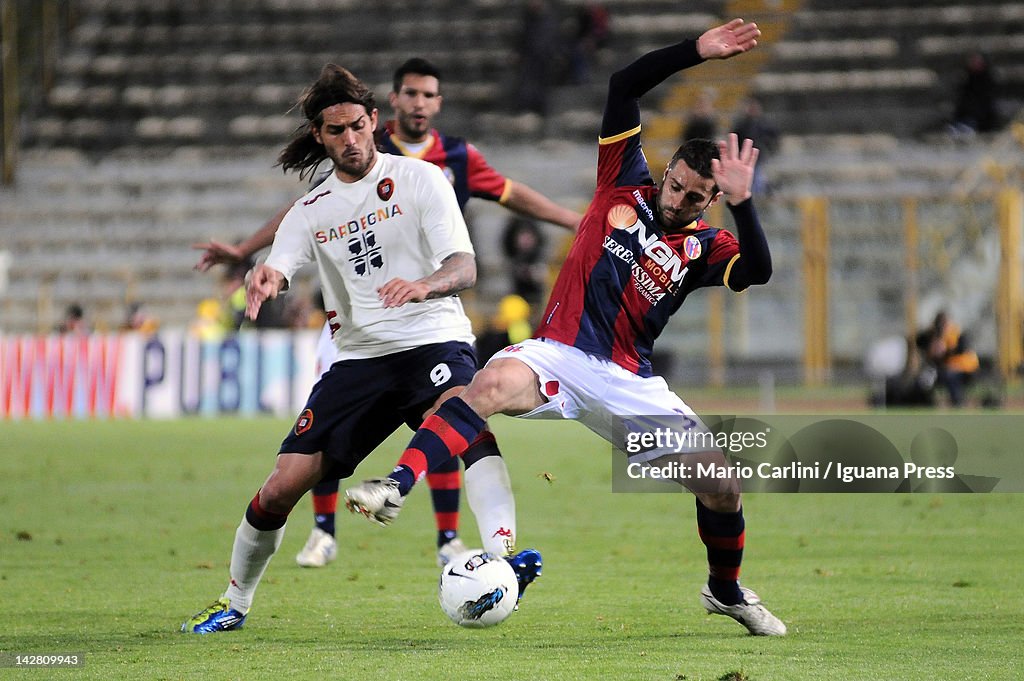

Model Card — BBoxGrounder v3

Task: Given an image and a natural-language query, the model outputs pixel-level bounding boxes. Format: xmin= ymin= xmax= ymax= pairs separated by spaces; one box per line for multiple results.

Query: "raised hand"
xmin=696 ymin=19 xmax=760 ymax=60
xmin=192 ymin=239 xmax=244 ymax=272
xmin=711 ymin=133 xmax=758 ymax=205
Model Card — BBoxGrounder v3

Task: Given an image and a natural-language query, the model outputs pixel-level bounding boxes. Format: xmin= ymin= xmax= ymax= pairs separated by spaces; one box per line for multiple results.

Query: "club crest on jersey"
xmin=443 ymin=166 xmax=456 ymax=185
xmin=377 ymin=177 xmax=394 ymax=201
xmin=295 ymin=409 xmax=314 ymax=435
xmin=683 ymin=235 xmax=702 ymax=259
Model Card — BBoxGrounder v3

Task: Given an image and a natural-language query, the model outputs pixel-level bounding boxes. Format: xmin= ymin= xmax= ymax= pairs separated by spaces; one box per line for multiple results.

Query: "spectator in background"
xmin=475 ymin=294 xmax=533 ymax=367
xmin=189 ymin=298 xmax=227 ymax=341
xmin=732 ymin=95 xmax=778 ymax=195
xmin=502 ymin=216 xmax=548 ymax=306
xmin=682 ymin=88 xmax=717 ymax=142
xmin=918 ymin=310 xmax=979 ymax=407
xmin=220 ymin=258 xmax=252 ymax=331
xmin=949 ymin=51 xmax=1001 ymax=138
xmin=121 ymin=301 xmax=159 ymax=334
xmin=56 ymin=303 xmax=88 ymax=335
xmin=515 ymin=0 xmax=561 ymax=115
xmin=870 ymin=334 xmax=937 ymax=408
xmin=568 ymin=3 xmax=610 ymax=85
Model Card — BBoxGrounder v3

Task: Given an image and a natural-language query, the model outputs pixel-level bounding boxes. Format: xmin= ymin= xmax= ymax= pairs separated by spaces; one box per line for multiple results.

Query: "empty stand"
xmin=4 ymin=0 xmax=1023 ymax=367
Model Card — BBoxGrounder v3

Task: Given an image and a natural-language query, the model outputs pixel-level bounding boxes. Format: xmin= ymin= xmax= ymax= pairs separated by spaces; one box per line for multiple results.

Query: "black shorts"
xmin=279 ymin=341 xmax=478 ymax=481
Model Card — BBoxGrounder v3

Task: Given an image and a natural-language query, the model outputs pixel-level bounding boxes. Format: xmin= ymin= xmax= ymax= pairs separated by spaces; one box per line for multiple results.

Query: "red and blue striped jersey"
xmin=378 ymin=121 xmax=510 ymax=212
xmin=534 ymin=127 xmax=741 ymax=377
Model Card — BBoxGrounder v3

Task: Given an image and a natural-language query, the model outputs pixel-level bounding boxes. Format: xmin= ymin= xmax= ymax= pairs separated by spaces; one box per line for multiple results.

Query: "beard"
xmin=657 ymin=203 xmax=698 ymax=231
xmin=396 ymin=111 xmax=429 ymax=140
xmin=329 ymin=140 xmax=375 ymax=179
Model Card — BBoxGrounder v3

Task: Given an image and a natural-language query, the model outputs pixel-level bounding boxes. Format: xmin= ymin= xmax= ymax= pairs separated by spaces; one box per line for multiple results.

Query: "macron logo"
xmin=631 ymin=189 xmax=655 ymax=223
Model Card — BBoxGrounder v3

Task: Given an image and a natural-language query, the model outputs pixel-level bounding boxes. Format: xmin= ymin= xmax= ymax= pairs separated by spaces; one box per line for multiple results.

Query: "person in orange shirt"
xmin=924 ymin=311 xmax=979 ymax=407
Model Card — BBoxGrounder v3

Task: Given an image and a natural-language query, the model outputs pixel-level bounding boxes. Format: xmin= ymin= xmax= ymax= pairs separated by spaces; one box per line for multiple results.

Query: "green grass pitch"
xmin=2 ymin=416 xmax=1022 ymax=680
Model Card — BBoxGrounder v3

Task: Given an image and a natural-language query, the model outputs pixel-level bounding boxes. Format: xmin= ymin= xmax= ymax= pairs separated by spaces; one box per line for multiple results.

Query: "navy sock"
xmin=311 ymin=479 xmax=338 ymax=537
xmin=390 ymin=397 xmax=485 ymax=495
xmin=245 ymin=490 xmax=289 ymax=531
xmin=438 ymin=529 xmax=458 ymax=548
xmin=696 ymin=498 xmax=745 ymax=605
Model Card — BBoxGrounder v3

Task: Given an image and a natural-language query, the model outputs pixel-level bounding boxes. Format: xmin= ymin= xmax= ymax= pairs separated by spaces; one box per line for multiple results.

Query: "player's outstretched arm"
xmin=192 ymin=203 xmax=290 ymax=272
xmin=245 ymin=263 xmax=286 ymax=320
xmin=378 ymin=251 xmax=477 ymax=308
xmin=192 ymin=238 xmax=244 ymax=272
xmin=696 ymin=18 xmax=760 ymax=61
xmin=504 ymin=181 xmax=583 ymax=231
xmin=601 ymin=19 xmax=759 ymax=139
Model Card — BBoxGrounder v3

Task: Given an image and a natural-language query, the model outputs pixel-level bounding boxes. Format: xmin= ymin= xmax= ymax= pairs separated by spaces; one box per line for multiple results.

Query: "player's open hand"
xmin=245 ymin=264 xmax=284 ymax=320
xmin=696 ymin=19 xmax=760 ymax=60
xmin=711 ymin=133 xmax=758 ymax=205
xmin=378 ymin=278 xmax=431 ymax=308
xmin=192 ymin=239 xmax=244 ymax=272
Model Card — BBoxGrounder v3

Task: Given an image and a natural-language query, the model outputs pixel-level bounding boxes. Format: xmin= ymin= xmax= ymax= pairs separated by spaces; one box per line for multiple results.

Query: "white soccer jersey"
xmin=265 ymin=153 xmax=475 ymax=360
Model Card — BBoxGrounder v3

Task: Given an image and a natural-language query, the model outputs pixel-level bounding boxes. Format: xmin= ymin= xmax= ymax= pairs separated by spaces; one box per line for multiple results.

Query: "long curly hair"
xmin=277 ymin=64 xmax=376 ymax=180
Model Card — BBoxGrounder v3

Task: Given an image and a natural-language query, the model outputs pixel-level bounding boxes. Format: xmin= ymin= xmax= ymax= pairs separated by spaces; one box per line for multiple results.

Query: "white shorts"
xmin=487 ymin=338 xmax=714 ymax=464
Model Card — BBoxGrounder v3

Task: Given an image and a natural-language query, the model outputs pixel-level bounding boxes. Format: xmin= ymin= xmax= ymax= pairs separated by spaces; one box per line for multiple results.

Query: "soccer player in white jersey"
xmin=346 ymin=20 xmax=786 ymax=636
xmin=182 ymin=64 xmax=539 ymax=634
xmin=194 ymin=58 xmax=580 ymax=570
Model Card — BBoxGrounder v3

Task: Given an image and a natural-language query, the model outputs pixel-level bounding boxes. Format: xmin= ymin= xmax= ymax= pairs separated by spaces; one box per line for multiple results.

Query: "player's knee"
xmin=259 ymin=451 xmax=327 ymax=515
xmin=462 ymin=366 xmax=507 ymax=415
xmin=698 ymin=490 xmax=742 ymax=514
xmin=464 ymin=358 xmax=541 ymax=416
xmin=257 ymin=484 xmax=295 ymax=516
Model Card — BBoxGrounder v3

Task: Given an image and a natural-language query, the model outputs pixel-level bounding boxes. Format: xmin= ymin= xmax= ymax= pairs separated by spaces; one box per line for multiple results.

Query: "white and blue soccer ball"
xmin=438 ymin=549 xmax=519 ymax=628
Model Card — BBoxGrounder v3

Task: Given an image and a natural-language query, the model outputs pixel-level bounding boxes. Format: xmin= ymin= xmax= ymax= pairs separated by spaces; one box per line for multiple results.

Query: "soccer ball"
xmin=438 ymin=549 xmax=519 ymax=628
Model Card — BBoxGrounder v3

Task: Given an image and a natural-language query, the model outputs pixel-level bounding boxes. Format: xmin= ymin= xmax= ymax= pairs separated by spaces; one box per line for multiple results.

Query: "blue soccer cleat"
xmin=505 ymin=548 xmax=542 ymax=604
xmin=181 ymin=597 xmax=247 ymax=634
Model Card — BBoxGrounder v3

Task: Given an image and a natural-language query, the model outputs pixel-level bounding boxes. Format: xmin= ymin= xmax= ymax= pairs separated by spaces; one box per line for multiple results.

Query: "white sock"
xmin=223 ymin=517 xmax=285 ymax=614
xmin=465 ymin=456 xmax=517 ymax=557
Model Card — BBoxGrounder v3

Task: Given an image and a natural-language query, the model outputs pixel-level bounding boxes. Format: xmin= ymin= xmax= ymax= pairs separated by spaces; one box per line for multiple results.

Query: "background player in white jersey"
xmin=346 ymin=19 xmax=786 ymax=636
xmin=194 ymin=58 xmax=580 ymax=570
xmin=182 ymin=64 xmax=539 ymax=634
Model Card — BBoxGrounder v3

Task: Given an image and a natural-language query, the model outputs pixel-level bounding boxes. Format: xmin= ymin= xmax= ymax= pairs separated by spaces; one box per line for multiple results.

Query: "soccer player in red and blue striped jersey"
xmin=347 ymin=19 xmax=787 ymax=634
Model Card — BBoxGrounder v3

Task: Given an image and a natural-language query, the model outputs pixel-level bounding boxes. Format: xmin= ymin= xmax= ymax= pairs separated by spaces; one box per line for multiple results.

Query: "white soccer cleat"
xmin=295 ymin=527 xmax=338 ymax=568
xmin=436 ymin=537 xmax=469 ymax=567
xmin=344 ymin=478 xmax=404 ymax=526
xmin=700 ymin=585 xmax=787 ymax=636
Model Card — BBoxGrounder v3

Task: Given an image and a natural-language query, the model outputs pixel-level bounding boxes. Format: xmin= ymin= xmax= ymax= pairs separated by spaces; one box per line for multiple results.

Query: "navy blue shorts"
xmin=279 ymin=341 xmax=478 ymax=481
